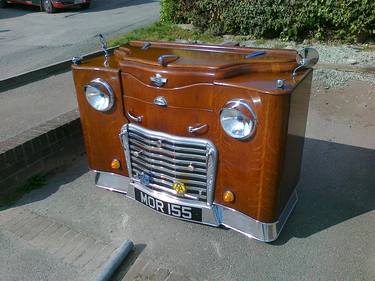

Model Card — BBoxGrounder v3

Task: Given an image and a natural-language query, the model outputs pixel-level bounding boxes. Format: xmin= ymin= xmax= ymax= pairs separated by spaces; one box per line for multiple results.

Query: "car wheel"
xmin=42 ymin=0 xmax=56 ymax=13
xmin=81 ymin=2 xmax=90 ymax=9
xmin=0 ymin=0 xmax=8 ymax=8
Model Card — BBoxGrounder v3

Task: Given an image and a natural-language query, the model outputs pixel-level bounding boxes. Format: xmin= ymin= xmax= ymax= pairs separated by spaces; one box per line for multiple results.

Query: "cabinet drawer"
xmin=122 ymin=73 xmax=215 ymax=110
xmin=123 ymin=96 xmax=218 ymax=138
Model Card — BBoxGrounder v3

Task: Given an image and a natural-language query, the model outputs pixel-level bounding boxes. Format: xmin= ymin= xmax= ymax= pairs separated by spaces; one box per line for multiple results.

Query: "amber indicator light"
xmin=111 ymin=159 xmax=121 ymax=169
xmin=223 ymin=190 xmax=235 ymax=203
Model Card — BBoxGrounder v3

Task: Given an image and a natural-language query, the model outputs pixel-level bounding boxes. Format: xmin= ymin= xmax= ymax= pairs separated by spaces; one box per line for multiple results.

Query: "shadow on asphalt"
xmin=274 ymin=138 xmax=375 ymax=245
xmin=2 ymin=138 xmax=374 ymax=245
xmin=0 ymin=3 xmax=39 ymax=19
xmin=1 ymin=156 xmax=90 ymax=211
xmin=0 ymin=0 xmax=158 ymax=20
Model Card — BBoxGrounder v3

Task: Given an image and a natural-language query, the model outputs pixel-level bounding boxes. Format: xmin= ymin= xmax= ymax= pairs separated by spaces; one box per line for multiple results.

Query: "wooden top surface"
xmin=74 ymin=41 xmax=308 ymax=95
xmin=117 ymin=41 xmax=296 ymax=69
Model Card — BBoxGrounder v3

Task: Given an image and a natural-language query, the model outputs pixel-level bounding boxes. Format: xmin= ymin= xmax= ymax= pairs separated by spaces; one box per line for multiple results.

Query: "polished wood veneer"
xmin=72 ymin=41 xmax=313 ymax=223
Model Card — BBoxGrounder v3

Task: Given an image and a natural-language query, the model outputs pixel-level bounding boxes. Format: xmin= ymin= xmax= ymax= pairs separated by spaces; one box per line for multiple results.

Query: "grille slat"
xmin=132 ymin=164 xmax=207 ymax=187
xmin=129 ymin=153 xmax=207 ymax=174
xmin=131 ymin=157 xmax=207 ymax=180
xmin=130 ymin=142 xmax=207 ymax=161
xmin=129 ymin=130 xmax=208 ymax=149
xmin=129 ymin=132 xmax=207 ymax=155
xmin=122 ymin=124 xmax=217 ymax=203
xmin=129 ymin=150 xmax=206 ymax=168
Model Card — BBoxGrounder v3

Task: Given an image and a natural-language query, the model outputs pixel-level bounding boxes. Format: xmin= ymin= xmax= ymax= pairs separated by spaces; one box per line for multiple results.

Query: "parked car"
xmin=0 ymin=0 xmax=90 ymax=13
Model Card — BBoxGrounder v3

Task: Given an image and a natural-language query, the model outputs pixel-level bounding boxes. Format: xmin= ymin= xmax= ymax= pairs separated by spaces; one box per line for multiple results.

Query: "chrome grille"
xmin=120 ymin=124 xmax=217 ymax=204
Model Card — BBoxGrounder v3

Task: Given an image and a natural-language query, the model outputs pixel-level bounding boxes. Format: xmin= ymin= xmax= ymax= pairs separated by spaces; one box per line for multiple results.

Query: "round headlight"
xmin=220 ymin=99 xmax=256 ymax=140
xmin=84 ymin=78 xmax=114 ymax=112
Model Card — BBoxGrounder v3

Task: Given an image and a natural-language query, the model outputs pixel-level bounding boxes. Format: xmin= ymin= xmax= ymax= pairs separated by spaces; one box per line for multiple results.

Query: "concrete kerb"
xmin=0 ymin=48 xmax=121 ymax=203
xmin=0 ymin=109 xmax=84 ymax=205
xmin=0 ymin=46 xmax=118 ymax=93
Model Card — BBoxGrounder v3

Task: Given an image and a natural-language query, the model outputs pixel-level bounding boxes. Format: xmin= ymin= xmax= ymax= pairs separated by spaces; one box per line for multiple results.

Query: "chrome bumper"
xmin=95 ymin=171 xmax=297 ymax=242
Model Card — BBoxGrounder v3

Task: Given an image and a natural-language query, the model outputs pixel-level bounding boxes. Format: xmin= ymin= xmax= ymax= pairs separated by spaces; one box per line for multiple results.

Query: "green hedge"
xmin=160 ymin=0 xmax=375 ymax=42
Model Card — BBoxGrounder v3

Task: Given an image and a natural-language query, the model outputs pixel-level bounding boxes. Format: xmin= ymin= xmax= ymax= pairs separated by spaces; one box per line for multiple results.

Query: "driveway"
xmin=0 ymin=138 xmax=374 ymax=281
xmin=0 ymin=0 xmax=160 ymax=79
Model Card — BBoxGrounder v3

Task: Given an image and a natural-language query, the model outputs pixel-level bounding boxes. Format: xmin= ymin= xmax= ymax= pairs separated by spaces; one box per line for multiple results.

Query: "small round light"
xmin=84 ymin=78 xmax=114 ymax=112
xmin=220 ymin=99 xmax=256 ymax=140
xmin=111 ymin=159 xmax=121 ymax=169
xmin=223 ymin=191 xmax=235 ymax=203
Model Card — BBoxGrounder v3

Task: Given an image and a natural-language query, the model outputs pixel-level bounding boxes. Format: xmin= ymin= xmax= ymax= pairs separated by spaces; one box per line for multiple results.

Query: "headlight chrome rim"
xmin=220 ymin=99 xmax=257 ymax=140
xmin=84 ymin=78 xmax=114 ymax=112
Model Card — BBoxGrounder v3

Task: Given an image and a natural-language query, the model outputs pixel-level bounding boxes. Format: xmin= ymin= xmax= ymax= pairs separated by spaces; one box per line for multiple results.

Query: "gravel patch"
xmin=181 ymin=36 xmax=375 ymax=89
xmin=314 ymin=69 xmax=375 ymax=89
xmin=240 ymin=40 xmax=375 ymax=89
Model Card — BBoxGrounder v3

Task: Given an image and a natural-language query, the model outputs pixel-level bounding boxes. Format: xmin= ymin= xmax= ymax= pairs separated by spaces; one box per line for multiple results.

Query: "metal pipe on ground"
xmin=94 ymin=240 xmax=134 ymax=281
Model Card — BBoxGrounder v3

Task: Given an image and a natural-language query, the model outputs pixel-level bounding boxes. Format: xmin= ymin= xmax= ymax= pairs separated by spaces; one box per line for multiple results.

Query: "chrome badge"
xmin=138 ymin=172 xmax=151 ymax=186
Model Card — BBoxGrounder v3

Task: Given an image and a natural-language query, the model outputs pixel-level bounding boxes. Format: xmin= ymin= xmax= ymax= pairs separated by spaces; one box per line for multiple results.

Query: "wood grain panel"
xmin=122 ymin=73 xmax=215 ymax=110
xmin=72 ymin=66 xmax=128 ymax=176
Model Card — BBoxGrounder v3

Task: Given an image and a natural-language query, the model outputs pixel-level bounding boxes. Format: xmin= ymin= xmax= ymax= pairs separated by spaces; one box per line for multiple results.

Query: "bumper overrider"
xmin=95 ymin=124 xmax=297 ymax=242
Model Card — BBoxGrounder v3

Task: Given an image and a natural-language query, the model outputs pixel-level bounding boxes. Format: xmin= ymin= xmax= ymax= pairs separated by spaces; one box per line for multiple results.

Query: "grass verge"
xmin=109 ymin=22 xmax=223 ymax=47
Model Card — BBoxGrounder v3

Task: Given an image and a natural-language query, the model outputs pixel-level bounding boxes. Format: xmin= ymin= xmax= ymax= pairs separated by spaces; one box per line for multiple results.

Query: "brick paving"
xmin=0 ymin=207 xmax=115 ymax=280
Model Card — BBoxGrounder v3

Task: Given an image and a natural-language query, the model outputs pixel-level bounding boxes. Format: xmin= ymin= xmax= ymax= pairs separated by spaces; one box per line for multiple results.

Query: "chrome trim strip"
xmin=219 ymin=190 xmax=298 ymax=242
xmin=120 ymin=127 xmax=133 ymax=178
xmin=94 ymin=171 xmax=297 ymax=242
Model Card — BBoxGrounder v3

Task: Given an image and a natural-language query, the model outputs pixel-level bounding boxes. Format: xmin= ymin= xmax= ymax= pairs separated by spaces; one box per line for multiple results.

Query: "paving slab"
xmin=0 ymin=206 xmax=115 ymax=281
xmin=0 ymin=137 xmax=374 ymax=281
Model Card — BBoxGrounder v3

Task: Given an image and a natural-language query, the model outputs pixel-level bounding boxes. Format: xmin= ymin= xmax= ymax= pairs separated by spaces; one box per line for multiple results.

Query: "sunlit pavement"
xmin=0 ymin=0 xmax=160 ymax=79
xmin=1 ymin=137 xmax=374 ymax=281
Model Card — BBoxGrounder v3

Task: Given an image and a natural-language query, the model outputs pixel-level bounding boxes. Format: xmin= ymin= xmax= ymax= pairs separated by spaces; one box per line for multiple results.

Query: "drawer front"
xmin=123 ymin=96 xmax=218 ymax=138
xmin=122 ymin=73 xmax=215 ymax=110
xmin=120 ymin=62 xmax=217 ymax=89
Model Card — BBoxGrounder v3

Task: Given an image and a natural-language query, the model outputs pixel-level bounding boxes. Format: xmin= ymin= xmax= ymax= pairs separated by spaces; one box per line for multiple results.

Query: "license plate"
xmin=134 ymin=188 xmax=202 ymax=222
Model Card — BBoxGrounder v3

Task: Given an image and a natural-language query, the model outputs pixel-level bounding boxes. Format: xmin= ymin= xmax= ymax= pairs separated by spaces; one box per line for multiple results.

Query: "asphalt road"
xmin=0 ymin=0 xmax=160 ymax=79
xmin=0 ymin=138 xmax=374 ymax=281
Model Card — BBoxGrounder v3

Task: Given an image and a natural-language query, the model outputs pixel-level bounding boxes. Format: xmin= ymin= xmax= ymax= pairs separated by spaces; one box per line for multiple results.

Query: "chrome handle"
xmin=188 ymin=124 xmax=208 ymax=134
xmin=153 ymin=96 xmax=167 ymax=107
xmin=244 ymin=50 xmax=266 ymax=59
xmin=150 ymin=73 xmax=167 ymax=87
xmin=127 ymin=111 xmax=143 ymax=123
xmin=157 ymin=54 xmax=179 ymax=66
xmin=141 ymin=42 xmax=151 ymax=50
